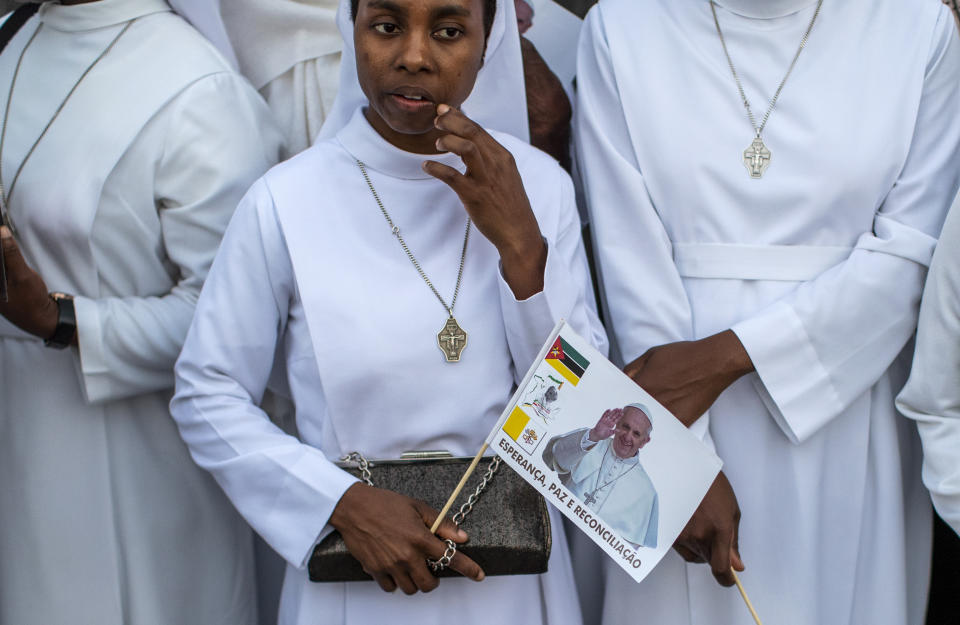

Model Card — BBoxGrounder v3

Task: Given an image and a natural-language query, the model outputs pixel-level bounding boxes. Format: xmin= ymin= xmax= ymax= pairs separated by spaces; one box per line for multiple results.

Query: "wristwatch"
xmin=45 ymin=292 xmax=76 ymax=349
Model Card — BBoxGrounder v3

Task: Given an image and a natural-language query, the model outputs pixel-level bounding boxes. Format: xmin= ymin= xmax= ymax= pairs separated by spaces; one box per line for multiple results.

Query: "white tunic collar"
xmin=712 ymin=0 xmax=820 ymax=19
xmin=335 ymin=108 xmax=465 ymax=181
xmin=605 ymin=444 xmax=640 ymax=468
xmin=39 ymin=0 xmax=171 ymax=32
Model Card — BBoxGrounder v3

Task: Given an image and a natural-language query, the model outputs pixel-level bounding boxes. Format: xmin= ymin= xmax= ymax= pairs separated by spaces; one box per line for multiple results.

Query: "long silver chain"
xmin=710 ymin=0 xmax=823 ymax=137
xmin=356 ymin=159 xmax=469 ymax=318
xmin=0 ymin=19 xmax=135 ymax=228
xmin=340 ymin=452 xmax=501 ymax=573
xmin=451 ymin=456 xmax=501 ymax=526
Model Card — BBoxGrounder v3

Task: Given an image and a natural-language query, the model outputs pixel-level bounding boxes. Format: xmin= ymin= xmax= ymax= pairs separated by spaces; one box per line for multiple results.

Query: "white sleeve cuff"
xmin=732 ymin=301 xmax=843 ymax=444
xmin=73 ymin=295 xmax=113 ymax=404
xmin=498 ymin=239 xmax=580 ymax=376
xmin=256 ymin=449 xmax=359 ymax=569
xmin=580 ymin=429 xmax=598 ymax=450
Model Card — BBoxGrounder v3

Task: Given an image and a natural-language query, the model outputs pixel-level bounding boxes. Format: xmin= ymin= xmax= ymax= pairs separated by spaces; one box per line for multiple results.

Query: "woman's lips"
xmin=388 ymin=93 xmax=435 ymax=114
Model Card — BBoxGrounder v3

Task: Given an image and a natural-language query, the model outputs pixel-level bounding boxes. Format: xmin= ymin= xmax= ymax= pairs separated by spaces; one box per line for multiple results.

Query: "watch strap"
xmin=44 ymin=293 xmax=76 ymax=349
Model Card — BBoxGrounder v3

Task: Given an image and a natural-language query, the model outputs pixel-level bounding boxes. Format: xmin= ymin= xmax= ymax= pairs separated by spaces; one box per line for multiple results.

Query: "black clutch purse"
xmin=308 ymin=451 xmax=552 ymax=582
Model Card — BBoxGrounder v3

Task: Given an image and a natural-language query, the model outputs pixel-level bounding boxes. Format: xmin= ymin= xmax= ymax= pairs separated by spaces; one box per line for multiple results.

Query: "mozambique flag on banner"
xmin=545 ymin=335 xmax=590 ymax=386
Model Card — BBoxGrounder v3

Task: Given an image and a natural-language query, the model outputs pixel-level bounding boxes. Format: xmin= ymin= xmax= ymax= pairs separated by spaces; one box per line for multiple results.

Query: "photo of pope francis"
xmin=543 ymin=403 xmax=659 ymax=548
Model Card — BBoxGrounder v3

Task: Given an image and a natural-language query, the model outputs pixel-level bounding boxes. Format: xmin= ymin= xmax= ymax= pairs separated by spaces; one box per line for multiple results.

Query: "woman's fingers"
xmin=0 ymin=225 xmax=56 ymax=338
xmin=415 ymin=501 xmax=484 ymax=582
xmin=372 ymin=572 xmax=398 ymax=593
xmin=673 ymin=544 xmax=705 ymax=563
xmin=448 ymin=550 xmax=485 ymax=581
xmin=416 ymin=500 xmax=468 ymax=543
xmin=435 ymin=133 xmax=485 ymax=174
xmin=434 ymin=104 xmax=488 ymax=145
xmin=422 ymin=160 xmax=467 ymax=195
xmin=405 ymin=557 xmax=441 ymax=593
xmin=731 ymin=547 xmax=745 ymax=572
xmin=709 ymin=526 xmax=736 ymax=587
xmin=393 ymin=570 xmax=419 ymax=595
xmin=1 ymin=225 xmax=34 ymax=289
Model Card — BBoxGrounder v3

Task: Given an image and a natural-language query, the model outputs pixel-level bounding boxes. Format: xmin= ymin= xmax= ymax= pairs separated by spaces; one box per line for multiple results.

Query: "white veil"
xmin=317 ymin=0 xmax=529 ymax=142
xmin=169 ymin=0 xmax=529 ymax=144
xmin=166 ymin=0 xmax=239 ymax=69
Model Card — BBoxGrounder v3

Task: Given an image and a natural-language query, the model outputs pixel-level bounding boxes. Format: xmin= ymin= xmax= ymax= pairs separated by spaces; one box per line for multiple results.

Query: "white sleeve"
xmin=732 ymin=7 xmax=960 ymax=444
xmin=897 ymin=193 xmax=960 ymax=536
xmin=549 ymin=427 xmax=592 ymax=472
xmin=497 ymin=159 xmax=609 ymax=379
xmin=73 ymin=73 xmax=284 ymax=404
xmin=574 ymin=8 xmax=710 ymax=442
xmin=170 ymin=180 xmax=356 ymax=568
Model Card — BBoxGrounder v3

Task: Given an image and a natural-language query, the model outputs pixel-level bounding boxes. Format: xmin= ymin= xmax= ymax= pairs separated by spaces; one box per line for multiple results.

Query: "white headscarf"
xmin=170 ymin=0 xmax=529 ymax=143
xmin=317 ymin=0 xmax=529 ymax=142
xmin=166 ymin=0 xmax=239 ymax=69
xmin=170 ymin=0 xmax=342 ymax=91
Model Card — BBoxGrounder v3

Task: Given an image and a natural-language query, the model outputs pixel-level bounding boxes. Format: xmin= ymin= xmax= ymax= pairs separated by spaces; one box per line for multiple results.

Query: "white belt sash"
xmin=672 ymin=243 xmax=852 ymax=282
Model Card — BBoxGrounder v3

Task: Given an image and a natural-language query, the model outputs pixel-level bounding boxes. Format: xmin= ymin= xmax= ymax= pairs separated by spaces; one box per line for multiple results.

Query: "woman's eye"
xmin=434 ymin=27 xmax=463 ymax=40
xmin=373 ymin=23 xmax=400 ymax=34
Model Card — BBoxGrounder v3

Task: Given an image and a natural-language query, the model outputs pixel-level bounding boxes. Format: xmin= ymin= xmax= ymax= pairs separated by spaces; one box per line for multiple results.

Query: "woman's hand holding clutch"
xmin=329 ymin=482 xmax=485 ymax=594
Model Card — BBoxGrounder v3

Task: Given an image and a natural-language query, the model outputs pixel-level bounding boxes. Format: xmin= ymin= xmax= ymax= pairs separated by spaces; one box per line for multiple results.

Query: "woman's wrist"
xmin=498 ymin=234 xmax=546 ymax=300
xmin=706 ymin=330 xmax=755 ymax=382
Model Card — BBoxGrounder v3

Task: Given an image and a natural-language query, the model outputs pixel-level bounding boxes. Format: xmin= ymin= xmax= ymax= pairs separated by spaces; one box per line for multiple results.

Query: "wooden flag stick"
xmin=732 ymin=569 xmax=763 ymax=625
xmin=429 ymin=442 xmax=490 ymax=534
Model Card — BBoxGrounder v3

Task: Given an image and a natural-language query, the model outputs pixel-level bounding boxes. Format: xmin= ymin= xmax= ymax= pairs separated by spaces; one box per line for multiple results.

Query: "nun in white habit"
xmin=575 ymin=0 xmax=960 ymax=624
xmin=170 ymin=0 xmax=605 ymax=623
xmin=0 ymin=1 xmax=283 ymax=624
xmin=170 ymin=0 xmax=526 ymax=158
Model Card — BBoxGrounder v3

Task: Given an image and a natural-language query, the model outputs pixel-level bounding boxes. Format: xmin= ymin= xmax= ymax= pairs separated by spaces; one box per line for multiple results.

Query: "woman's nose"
xmin=396 ymin=32 xmax=432 ymax=73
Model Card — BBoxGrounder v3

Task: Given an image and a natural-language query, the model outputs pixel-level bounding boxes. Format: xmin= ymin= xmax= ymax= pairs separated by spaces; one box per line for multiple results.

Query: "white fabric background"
xmin=0 ymin=1 xmax=283 ymax=623
xmin=575 ymin=0 xmax=960 ymax=623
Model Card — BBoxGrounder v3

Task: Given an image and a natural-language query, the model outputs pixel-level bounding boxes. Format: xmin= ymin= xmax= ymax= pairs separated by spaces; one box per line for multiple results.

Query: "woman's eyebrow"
xmin=431 ymin=5 xmax=472 ymax=19
xmin=367 ymin=0 xmax=406 ymax=15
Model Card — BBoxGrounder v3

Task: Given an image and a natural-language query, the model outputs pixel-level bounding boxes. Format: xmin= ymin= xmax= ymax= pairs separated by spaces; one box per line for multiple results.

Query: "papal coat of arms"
xmin=522 ymin=428 xmax=539 ymax=445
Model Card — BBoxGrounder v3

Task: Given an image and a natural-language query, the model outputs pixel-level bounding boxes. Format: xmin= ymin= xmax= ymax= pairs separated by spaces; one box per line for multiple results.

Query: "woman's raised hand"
xmin=423 ymin=104 xmax=547 ymax=300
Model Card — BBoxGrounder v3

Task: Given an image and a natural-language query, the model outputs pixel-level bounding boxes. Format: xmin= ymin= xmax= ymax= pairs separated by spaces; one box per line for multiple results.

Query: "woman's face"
xmin=354 ymin=0 xmax=487 ymax=153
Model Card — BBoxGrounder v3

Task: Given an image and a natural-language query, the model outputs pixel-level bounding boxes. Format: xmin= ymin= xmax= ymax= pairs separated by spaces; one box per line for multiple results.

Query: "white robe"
xmin=218 ymin=0 xmax=342 ymax=159
xmin=0 ymin=1 xmax=283 ymax=623
xmin=574 ymin=0 xmax=960 ymax=624
xmin=171 ymin=107 xmax=607 ymax=625
xmin=897 ymin=191 xmax=960 ymax=536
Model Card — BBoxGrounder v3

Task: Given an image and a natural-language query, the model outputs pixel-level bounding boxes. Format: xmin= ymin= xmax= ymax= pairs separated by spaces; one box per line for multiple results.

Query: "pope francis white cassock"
xmin=575 ymin=0 xmax=960 ymax=624
xmin=170 ymin=0 xmax=607 ymax=623
xmin=547 ymin=430 xmax=659 ymax=549
xmin=0 ymin=1 xmax=283 ymax=623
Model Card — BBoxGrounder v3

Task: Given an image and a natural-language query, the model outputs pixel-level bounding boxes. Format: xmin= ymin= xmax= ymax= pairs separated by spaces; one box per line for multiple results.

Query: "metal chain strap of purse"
xmin=340 ymin=452 xmax=502 ymax=573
